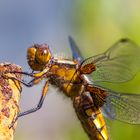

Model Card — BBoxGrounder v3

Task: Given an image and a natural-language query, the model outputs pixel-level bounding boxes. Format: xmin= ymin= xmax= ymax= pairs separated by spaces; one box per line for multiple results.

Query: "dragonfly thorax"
xmin=27 ymin=44 xmax=52 ymax=71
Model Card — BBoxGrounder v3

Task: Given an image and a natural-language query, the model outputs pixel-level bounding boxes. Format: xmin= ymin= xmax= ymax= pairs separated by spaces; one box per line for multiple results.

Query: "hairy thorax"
xmin=49 ymin=60 xmax=84 ymax=97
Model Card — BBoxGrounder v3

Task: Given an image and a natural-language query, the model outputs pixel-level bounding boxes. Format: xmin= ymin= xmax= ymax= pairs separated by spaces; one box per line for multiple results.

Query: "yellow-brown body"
xmin=49 ymin=60 xmax=83 ymax=97
xmin=27 ymin=45 xmax=109 ymax=140
xmin=74 ymin=93 xmax=109 ymax=140
xmin=18 ymin=37 xmax=140 ymax=140
xmin=48 ymin=59 xmax=109 ymax=140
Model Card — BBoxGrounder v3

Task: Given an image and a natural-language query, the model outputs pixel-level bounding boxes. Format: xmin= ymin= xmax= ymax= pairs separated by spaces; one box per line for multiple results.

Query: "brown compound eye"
xmin=35 ymin=44 xmax=51 ymax=65
xmin=27 ymin=44 xmax=52 ymax=71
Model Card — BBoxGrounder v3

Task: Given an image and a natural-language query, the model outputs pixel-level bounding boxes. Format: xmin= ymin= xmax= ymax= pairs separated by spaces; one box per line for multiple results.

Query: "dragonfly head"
xmin=27 ymin=44 xmax=52 ymax=71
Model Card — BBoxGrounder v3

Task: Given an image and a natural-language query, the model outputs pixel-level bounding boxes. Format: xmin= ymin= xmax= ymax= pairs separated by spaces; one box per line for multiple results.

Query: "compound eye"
xmin=27 ymin=44 xmax=52 ymax=71
xmin=35 ymin=44 xmax=51 ymax=65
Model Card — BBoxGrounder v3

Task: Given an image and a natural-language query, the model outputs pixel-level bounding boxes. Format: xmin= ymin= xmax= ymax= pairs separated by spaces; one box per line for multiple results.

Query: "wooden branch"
xmin=0 ymin=63 xmax=22 ymax=140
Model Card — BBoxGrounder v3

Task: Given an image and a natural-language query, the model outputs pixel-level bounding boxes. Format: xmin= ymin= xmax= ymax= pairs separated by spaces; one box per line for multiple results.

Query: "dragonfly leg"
xmin=3 ymin=75 xmax=41 ymax=87
xmin=9 ymin=81 xmax=49 ymax=128
xmin=19 ymin=81 xmax=49 ymax=117
xmin=8 ymin=67 xmax=49 ymax=78
xmin=6 ymin=67 xmax=50 ymax=86
xmin=8 ymin=71 xmax=35 ymax=77
xmin=3 ymin=71 xmax=47 ymax=87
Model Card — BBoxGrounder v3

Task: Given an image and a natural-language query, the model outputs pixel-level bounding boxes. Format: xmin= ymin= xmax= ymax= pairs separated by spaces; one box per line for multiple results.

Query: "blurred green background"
xmin=69 ymin=1 xmax=140 ymax=140
xmin=0 ymin=0 xmax=140 ymax=140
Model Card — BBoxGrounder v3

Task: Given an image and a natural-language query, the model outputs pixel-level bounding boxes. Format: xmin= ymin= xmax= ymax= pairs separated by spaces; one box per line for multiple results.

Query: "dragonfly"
xmin=8 ymin=37 xmax=140 ymax=140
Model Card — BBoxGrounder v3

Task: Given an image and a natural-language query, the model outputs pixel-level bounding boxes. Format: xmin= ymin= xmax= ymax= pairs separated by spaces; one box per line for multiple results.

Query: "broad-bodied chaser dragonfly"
xmin=8 ymin=37 xmax=140 ymax=140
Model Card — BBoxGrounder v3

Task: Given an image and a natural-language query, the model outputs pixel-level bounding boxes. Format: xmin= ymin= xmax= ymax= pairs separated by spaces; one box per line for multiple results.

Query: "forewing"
xmin=68 ymin=36 xmax=84 ymax=63
xmin=81 ymin=39 xmax=140 ymax=83
xmin=102 ymin=90 xmax=140 ymax=124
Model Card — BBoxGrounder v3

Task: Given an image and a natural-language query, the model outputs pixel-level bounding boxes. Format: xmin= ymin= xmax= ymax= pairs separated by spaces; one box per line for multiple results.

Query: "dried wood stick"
xmin=0 ymin=63 xmax=22 ymax=140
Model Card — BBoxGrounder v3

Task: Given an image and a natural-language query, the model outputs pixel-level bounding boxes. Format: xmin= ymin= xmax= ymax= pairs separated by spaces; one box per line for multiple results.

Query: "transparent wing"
xmin=68 ymin=36 xmax=84 ymax=63
xmin=101 ymin=89 xmax=140 ymax=124
xmin=81 ymin=39 xmax=140 ymax=83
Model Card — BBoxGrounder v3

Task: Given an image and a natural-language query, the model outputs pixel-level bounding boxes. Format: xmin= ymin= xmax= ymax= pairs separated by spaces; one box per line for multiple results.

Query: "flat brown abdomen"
xmin=73 ymin=92 xmax=109 ymax=140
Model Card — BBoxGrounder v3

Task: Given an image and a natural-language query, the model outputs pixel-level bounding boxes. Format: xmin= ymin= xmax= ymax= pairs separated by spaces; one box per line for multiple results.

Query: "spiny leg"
xmin=10 ymin=81 xmax=49 ymax=128
xmin=3 ymin=75 xmax=43 ymax=87
xmin=8 ymin=71 xmax=35 ymax=77
xmin=19 ymin=81 xmax=49 ymax=117
xmin=9 ymin=67 xmax=50 ymax=77
xmin=9 ymin=81 xmax=49 ymax=128
xmin=8 ymin=68 xmax=50 ymax=128
xmin=3 ymin=67 xmax=50 ymax=87
xmin=2 ymin=67 xmax=49 ymax=86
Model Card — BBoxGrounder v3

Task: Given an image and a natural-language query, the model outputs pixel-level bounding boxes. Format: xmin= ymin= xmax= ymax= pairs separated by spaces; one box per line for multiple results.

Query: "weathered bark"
xmin=0 ymin=63 xmax=22 ymax=140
